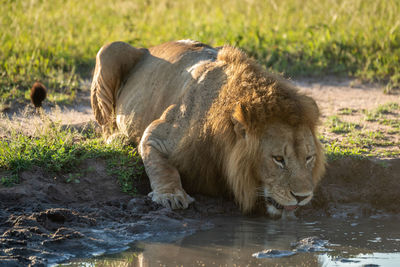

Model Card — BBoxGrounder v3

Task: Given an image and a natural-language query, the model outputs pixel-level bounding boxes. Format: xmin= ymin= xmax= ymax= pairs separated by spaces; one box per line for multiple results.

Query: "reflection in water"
xmin=67 ymin=217 xmax=400 ymax=267
xmin=318 ymin=253 xmax=400 ymax=267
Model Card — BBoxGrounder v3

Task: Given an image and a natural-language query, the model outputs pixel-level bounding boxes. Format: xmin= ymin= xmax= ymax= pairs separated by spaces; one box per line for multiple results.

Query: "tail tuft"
xmin=30 ymin=82 xmax=47 ymax=108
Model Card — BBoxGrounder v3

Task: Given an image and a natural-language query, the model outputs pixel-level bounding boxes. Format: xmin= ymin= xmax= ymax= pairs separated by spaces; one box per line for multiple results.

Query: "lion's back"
xmin=115 ymin=41 xmax=220 ymax=143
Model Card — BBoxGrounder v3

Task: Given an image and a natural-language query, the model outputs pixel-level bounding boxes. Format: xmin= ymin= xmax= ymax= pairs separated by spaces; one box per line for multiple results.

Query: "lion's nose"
xmin=290 ymin=192 xmax=310 ymax=203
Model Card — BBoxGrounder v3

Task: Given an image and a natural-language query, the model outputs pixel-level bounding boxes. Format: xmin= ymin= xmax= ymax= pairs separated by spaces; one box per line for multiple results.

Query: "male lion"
xmin=91 ymin=40 xmax=325 ymax=218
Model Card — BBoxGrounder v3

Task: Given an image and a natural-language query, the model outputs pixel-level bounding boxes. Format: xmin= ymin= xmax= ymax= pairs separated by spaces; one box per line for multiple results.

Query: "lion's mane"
xmin=172 ymin=46 xmax=325 ymax=212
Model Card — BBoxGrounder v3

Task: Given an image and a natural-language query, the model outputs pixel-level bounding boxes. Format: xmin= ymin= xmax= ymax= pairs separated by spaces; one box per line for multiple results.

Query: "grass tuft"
xmin=326 ymin=115 xmax=359 ymax=134
xmin=338 ymin=108 xmax=357 ymax=115
xmin=364 ymin=102 xmax=400 ymax=121
xmin=0 ymin=119 xmax=143 ymax=194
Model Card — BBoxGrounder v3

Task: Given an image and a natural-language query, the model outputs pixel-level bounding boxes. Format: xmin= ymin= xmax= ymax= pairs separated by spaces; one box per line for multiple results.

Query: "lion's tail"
xmin=91 ymin=41 xmax=146 ymax=135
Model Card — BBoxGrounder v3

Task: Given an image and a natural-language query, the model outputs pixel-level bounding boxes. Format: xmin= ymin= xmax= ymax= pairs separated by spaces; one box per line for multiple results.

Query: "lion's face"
xmin=259 ymin=122 xmax=318 ymax=218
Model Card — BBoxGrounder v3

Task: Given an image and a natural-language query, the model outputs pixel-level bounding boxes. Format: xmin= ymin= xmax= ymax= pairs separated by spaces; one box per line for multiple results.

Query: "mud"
xmin=1 ymin=156 xmax=399 ymax=266
xmin=300 ymin=157 xmax=400 ymax=218
xmin=0 ymin=159 xmax=239 ymax=266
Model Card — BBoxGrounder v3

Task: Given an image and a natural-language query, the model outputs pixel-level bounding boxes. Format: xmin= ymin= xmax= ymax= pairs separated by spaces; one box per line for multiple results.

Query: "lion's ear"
xmin=231 ymin=103 xmax=249 ymax=138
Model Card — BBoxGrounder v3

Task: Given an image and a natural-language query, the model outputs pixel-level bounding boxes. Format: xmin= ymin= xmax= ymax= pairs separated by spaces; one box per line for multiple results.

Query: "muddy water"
xmin=64 ymin=216 xmax=400 ymax=266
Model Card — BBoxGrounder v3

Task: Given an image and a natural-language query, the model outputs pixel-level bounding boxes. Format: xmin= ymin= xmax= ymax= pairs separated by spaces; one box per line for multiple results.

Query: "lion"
xmin=91 ymin=40 xmax=325 ymax=218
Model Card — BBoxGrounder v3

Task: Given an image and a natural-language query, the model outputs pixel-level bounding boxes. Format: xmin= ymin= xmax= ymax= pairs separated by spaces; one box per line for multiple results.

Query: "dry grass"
xmin=0 ymin=105 xmax=93 ymax=138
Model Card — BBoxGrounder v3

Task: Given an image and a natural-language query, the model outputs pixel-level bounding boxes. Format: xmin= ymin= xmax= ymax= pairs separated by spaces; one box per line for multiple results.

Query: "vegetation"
xmin=1 ymin=0 xmax=399 ymax=106
xmin=325 ymin=115 xmax=359 ymax=134
xmin=363 ymin=102 xmax=399 ymax=121
xmin=323 ymin=102 xmax=400 ymax=160
xmin=0 ymin=119 xmax=143 ymax=193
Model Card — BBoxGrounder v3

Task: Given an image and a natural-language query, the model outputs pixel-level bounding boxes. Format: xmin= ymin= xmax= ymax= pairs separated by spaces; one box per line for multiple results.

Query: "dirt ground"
xmin=0 ymin=78 xmax=399 ymax=266
xmin=296 ymin=77 xmax=400 ymax=156
xmin=295 ymin=77 xmax=398 ymax=115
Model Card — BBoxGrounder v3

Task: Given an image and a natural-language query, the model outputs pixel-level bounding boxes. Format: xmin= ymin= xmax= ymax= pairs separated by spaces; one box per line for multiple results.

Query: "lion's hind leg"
xmin=91 ymin=41 xmax=147 ymax=137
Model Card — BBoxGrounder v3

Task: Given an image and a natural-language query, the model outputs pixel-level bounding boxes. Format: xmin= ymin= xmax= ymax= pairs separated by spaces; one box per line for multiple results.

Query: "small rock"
xmin=127 ymin=198 xmax=151 ymax=213
xmin=291 ymin=236 xmax=331 ymax=252
xmin=252 ymin=249 xmax=297 ymax=258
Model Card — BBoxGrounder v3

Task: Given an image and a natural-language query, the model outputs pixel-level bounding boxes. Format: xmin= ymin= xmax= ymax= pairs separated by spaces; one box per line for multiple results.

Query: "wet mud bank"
xmin=0 ymin=157 xmax=399 ymax=266
xmin=301 ymin=157 xmax=400 ymax=218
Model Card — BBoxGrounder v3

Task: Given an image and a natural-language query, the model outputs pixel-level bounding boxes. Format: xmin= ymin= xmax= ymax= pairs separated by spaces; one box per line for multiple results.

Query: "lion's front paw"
xmin=148 ymin=189 xmax=195 ymax=209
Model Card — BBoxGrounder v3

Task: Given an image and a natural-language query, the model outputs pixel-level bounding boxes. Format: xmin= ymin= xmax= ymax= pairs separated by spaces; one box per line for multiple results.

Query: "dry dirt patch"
xmin=296 ymin=77 xmax=398 ymax=115
xmin=296 ymin=77 xmax=400 ymax=158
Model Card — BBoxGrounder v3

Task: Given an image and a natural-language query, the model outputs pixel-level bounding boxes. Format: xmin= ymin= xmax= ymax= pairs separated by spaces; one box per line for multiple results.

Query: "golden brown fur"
xmin=171 ymin=47 xmax=325 ymax=213
xmin=91 ymin=40 xmax=325 ymax=217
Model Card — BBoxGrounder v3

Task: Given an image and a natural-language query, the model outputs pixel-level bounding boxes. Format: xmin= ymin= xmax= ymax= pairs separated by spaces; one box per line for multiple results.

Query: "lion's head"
xmin=256 ymin=122 xmax=324 ymax=218
xmin=226 ymin=110 xmax=325 ymax=219
xmin=206 ymin=46 xmax=325 ymax=218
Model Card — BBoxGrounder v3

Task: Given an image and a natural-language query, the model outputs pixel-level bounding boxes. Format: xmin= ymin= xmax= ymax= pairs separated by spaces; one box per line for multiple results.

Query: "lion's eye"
xmin=272 ymin=156 xmax=285 ymax=167
xmin=306 ymin=155 xmax=314 ymax=164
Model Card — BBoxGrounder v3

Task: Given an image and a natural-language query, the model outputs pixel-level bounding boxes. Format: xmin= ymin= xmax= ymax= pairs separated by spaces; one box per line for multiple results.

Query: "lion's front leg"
xmin=139 ymin=117 xmax=194 ymax=209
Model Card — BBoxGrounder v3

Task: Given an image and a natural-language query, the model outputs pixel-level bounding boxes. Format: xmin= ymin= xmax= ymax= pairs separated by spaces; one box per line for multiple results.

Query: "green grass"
xmin=361 ymin=103 xmax=400 ymax=135
xmin=326 ymin=115 xmax=359 ymax=134
xmin=0 ymin=121 xmax=143 ymax=194
xmin=338 ymin=108 xmax=357 ymax=115
xmin=380 ymin=118 xmax=400 ymax=133
xmin=363 ymin=102 xmax=400 ymax=121
xmin=322 ymin=103 xmax=400 ymax=160
xmin=1 ymin=0 xmax=400 ymax=105
xmin=322 ymin=138 xmax=365 ymax=161
xmin=323 ymin=129 xmax=400 ymax=160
